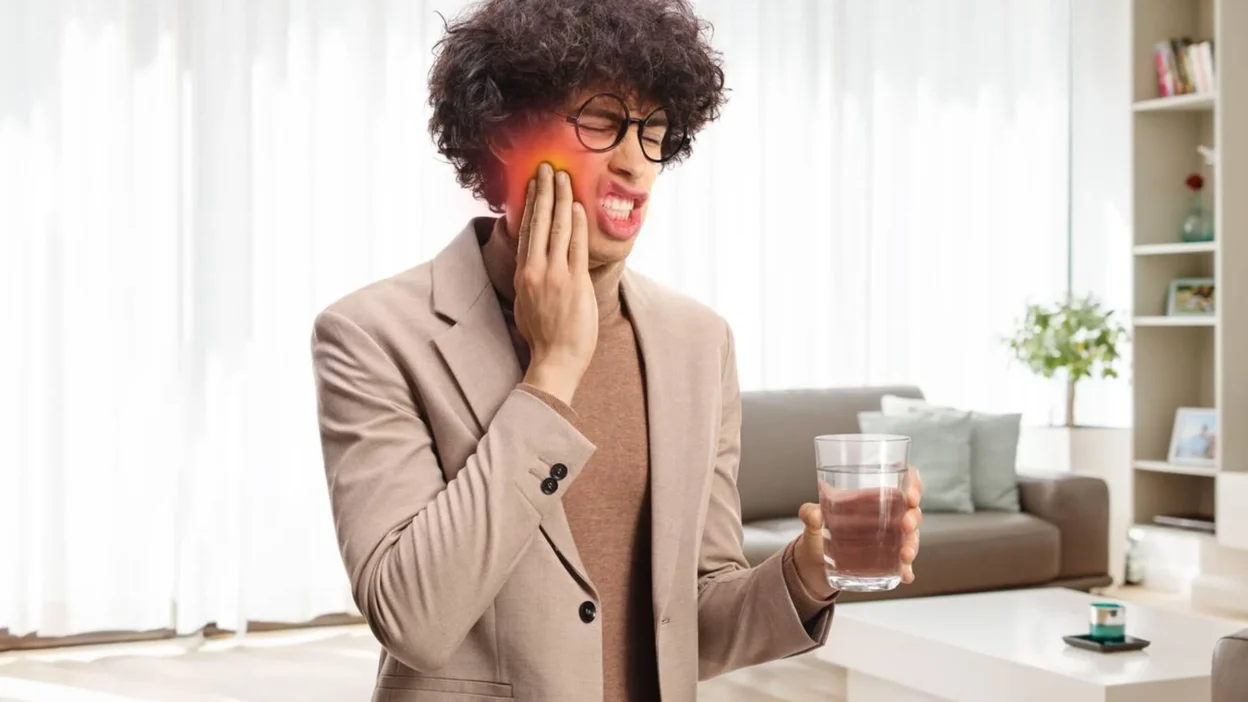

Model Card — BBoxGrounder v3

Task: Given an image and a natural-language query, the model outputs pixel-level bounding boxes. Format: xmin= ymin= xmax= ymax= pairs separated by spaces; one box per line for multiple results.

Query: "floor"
xmin=0 ymin=585 xmax=1242 ymax=702
xmin=0 ymin=627 xmax=381 ymax=702
xmin=1102 ymin=583 xmax=1248 ymax=626
xmin=0 ymin=626 xmax=844 ymax=702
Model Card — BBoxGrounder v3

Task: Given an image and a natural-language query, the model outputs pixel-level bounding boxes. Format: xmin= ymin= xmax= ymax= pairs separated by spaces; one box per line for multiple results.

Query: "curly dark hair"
xmin=427 ymin=0 xmax=727 ymax=212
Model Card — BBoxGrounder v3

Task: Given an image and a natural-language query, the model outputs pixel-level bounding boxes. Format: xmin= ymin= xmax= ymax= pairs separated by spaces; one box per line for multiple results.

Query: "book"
xmin=1153 ymin=38 xmax=1216 ymax=97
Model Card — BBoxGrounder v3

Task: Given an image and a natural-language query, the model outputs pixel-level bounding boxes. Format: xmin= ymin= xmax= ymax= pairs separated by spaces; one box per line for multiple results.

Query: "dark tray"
xmin=1063 ymin=634 xmax=1151 ymax=653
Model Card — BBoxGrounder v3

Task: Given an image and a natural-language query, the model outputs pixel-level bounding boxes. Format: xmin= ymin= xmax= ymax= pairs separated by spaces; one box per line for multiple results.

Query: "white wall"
xmin=1069 ymin=0 xmax=1134 ymax=429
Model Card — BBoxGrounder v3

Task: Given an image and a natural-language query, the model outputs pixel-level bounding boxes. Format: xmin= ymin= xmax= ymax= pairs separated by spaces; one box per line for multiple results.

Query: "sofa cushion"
xmin=742 ymin=523 xmax=796 ymax=568
xmin=738 ymin=386 xmax=925 ymax=523
xmin=880 ymin=394 xmax=1022 ymax=512
xmin=741 ymin=512 xmax=1060 ymax=599
xmin=858 ymin=410 xmax=976 ymax=513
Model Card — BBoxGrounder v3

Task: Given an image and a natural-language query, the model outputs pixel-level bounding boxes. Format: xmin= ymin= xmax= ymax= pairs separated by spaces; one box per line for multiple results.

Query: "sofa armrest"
xmin=1017 ymin=471 xmax=1109 ymax=581
xmin=1214 ymin=630 xmax=1248 ymax=702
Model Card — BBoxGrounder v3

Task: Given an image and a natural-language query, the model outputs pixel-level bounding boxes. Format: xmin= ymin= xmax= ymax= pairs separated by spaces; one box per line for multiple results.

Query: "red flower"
xmin=1186 ymin=173 xmax=1204 ymax=191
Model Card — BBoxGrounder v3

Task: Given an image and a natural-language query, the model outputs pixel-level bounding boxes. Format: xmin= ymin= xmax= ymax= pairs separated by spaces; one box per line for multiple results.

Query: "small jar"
xmin=1089 ymin=603 xmax=1126 ymax=642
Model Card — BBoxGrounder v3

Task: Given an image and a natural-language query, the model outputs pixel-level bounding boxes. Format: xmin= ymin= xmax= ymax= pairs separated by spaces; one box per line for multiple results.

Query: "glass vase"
xmin=1180 ymin=192 xmax=1214 ymax=242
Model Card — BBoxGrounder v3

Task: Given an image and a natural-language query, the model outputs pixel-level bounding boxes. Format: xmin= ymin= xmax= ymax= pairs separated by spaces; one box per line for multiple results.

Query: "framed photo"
xmin=1167 ymin=277 xmax=1216 ymax=316
xmin=1167 ymin=407 xmax=1217 ymax=466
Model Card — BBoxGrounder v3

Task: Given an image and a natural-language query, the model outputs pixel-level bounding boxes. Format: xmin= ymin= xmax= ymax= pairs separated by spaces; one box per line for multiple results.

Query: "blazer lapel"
xmin=430 ymin=219 xmax=595 ymax=595
xmin=623 ymin=271 xmax=698 ymax=618
xmin=430 ymin=221 xmax=523 ymax=432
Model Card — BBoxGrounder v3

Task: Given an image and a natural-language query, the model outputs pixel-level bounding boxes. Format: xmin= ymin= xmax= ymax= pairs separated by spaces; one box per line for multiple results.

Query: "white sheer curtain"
xmin=1 ymin=0 xmax=1070 ymax=639
xmin=643 ymin=0 xmax=1072 ymax=414
xmin=0 ymin=0 xmax=478 ymax=639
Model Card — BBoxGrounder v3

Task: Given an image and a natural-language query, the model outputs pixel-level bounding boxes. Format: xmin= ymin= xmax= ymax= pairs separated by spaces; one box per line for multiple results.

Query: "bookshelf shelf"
xmin=1134 ymin=460 xmax=1218 ymax=477
xmin=1133 ymin=241 xmax=1216 ymax=255
xmin=1131 ymin=0 xmax=1248 ymax=562
xmin=1133 ymin=522 xmax=1217 ymax=540
xmin=1133 ymin=92 xmax=1217 ymax=112
xmin=1133 ymin=315 xmax=1215 ymax=327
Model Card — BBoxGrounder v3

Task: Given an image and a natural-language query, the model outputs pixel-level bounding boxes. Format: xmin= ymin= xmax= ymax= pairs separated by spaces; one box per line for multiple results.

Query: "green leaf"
xmin=1002 ymin=293 xmax=1130 ymax=389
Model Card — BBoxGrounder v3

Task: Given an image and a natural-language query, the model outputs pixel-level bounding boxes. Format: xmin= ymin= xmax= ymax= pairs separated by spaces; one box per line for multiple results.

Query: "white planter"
xmin=1016 ymin=425 xmax=1132 ymax=584
xmin=1016 ymin=425 xmax=1131 ymax=476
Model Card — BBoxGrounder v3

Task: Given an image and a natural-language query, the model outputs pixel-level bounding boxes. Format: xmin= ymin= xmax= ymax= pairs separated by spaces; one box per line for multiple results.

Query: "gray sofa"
xmin=737 ymin=385 xmax=1114 ymax=602
xmin=1214 ymin=630 xmax=1248 ymax=701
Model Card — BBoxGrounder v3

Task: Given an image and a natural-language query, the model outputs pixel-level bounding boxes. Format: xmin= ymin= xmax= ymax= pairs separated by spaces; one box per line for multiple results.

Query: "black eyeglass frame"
xmin=560 ymin=92 xmax=689 ymax=164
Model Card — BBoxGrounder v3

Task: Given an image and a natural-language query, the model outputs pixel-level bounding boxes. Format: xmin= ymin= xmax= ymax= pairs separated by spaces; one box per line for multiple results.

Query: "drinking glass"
xmin=814 ymin=434 xmax=910 ymax=592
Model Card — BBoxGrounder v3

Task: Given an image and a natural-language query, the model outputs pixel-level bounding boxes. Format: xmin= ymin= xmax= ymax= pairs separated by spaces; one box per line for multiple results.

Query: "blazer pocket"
xmin=377 ymin=674 xmax=513 ymax=699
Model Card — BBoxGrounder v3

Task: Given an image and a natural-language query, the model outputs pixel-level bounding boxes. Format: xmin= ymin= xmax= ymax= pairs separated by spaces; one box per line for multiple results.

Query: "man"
xmin=310 ymin=1 xmax=922 ymax=700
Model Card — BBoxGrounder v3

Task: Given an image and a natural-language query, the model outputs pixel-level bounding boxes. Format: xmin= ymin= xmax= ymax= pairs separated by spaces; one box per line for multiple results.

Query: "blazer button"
xmin=549 ymin=463 xmax=568 ymax=480
xmin=540 ymin=478 xmax=559 ymax=495
xmin=579 ymin=601 xmax=597 ymax=623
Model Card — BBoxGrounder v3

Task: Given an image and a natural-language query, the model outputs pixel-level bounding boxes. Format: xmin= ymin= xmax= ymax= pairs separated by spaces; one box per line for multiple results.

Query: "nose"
xmin=607 ymin=122 xmax=649 ymax=179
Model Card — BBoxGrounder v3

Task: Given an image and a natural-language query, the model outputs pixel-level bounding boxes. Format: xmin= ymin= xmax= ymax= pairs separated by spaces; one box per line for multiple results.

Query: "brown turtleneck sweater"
xmin=480 ymin=217 xmax=829 ymax=701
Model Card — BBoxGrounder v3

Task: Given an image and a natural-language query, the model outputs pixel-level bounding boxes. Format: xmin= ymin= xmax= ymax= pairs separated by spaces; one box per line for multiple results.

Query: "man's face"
xmin=499 ymin=89 xmax=665 ymax=267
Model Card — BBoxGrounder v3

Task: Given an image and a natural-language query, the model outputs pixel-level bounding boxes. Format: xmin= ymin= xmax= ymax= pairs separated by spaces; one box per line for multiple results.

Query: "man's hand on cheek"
xmin=531 ymin=154 xmax=592 ymax=201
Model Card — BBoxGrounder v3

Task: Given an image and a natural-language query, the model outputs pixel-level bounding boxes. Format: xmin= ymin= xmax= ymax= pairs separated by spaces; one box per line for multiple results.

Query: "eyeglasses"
xmin=562 ymin=93 xmax=688 ymax=163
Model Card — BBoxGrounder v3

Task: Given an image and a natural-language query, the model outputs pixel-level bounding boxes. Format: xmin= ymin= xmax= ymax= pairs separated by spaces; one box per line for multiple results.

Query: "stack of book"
xmin=1154 ymin=38 xmax=1216 ymax=97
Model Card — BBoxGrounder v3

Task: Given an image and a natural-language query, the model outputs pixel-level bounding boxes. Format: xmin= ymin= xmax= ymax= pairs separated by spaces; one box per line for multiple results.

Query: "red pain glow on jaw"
xmin=503 ymin=131 xmax=597 ymax=202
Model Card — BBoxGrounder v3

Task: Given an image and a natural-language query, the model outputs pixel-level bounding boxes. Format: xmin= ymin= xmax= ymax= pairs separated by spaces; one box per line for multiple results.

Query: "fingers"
xmin=548 ymin=170 xmax=574 ymax=267
xmin=526 ymin=163 xmax=555 ymax=268
xmin=798 ymin=502 xmax=823 ymax=535
xmin=900 ymin=526 xmax=919 ymax=564
xmin=570 ymin=202 xmax=589 ymax=272
xmin=902 ymin=506 xmax=922 ymax=534
xmin=906 ymin=464 xmax=923 ymax=509
xmin=900 ymin=508 xmax=920 ymax=584
xmin=516 ymin=178 xmax=537 ymax=268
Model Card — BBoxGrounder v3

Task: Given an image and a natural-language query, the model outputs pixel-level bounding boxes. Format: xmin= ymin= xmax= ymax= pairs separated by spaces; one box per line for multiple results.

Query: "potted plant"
xmin=1005 ymin=294 xmax=1133 ymax=582
xmin=1005 ymin=293 xmax=1129 ymax=428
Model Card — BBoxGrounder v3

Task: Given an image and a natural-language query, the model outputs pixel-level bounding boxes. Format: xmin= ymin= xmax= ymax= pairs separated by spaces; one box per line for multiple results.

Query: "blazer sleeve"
xmin=311 ymin=309 xmax=596 ymax=673
xmin=694 ymin=322 xmax=835 ymax=680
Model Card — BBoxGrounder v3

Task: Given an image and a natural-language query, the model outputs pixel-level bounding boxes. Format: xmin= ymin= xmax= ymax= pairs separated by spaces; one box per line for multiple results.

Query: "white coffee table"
xmin=817 ymin=587 xmax=1242 ymax=702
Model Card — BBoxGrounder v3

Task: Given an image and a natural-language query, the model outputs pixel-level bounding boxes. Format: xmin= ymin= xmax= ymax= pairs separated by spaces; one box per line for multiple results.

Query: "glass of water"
xmin=815 ymin=434 xmax=910 ymax=592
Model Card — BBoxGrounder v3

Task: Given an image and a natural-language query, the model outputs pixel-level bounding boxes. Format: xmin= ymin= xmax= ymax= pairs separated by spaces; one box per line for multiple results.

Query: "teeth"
xmin=601 ymin=195 xmax=635 ymax=221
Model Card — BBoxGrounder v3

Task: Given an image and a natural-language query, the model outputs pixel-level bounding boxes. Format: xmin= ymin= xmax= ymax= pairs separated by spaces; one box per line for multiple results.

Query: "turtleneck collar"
xmin=480 ymin=215 xmax=625 ymax=320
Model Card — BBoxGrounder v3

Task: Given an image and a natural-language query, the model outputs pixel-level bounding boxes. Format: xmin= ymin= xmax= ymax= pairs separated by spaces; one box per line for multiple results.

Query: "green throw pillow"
xmin=880 ymin=395 xmax=1021 ymax=512
xmin=857 ymin=410 xmax=975 ymax=513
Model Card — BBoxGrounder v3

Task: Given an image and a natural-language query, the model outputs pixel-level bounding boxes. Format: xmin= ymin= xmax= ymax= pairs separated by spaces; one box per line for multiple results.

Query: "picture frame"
xmin=1167 ymin=407 xmax=1217 ymax=467
xmin=1166 ymin=277 xmax=1216 ymax=316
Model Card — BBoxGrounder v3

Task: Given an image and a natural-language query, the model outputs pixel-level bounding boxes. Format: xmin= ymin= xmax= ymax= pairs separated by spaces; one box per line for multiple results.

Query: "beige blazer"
xmin=311 ymin=218 xmax=834 ymax=702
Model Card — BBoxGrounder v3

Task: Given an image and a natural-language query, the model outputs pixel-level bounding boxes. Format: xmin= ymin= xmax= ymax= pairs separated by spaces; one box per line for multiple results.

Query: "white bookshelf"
xmin=1133 ymin=315 xmax=1215 ymax=327
xmin=1133 ymin=460 xmax=1217 ymax=478
xmin=1133 ymin=241 xmax=1216 ymax=255
xmin=1133 ymin=92 xmax=1217 ymax=112
xmin=1130 ymin=0 xmax=1248 ymax=555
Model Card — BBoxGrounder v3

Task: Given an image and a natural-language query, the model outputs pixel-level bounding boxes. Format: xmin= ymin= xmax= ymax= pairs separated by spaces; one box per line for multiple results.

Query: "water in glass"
xmin=818 ymin=464 xmax=907 ymax=591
